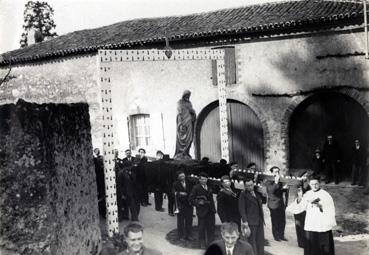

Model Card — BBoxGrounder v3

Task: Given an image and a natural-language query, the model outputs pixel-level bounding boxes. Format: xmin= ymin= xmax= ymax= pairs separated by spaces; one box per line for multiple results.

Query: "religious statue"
xmin=174 ymin=90 xmax=196 ymax=160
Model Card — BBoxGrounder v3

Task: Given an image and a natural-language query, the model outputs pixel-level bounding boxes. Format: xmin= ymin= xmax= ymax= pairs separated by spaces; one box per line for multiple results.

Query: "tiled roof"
xmin=0 ymin=0 xmax=364 ymax=65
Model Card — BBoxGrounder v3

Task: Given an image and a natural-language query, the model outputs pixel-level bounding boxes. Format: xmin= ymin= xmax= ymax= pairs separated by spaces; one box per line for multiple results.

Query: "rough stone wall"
xmin=0 ymin=100 xmax=101 ymax=255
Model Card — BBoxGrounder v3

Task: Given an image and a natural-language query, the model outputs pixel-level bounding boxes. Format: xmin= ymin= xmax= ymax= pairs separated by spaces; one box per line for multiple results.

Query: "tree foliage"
xmin=20 ymin=1 xmax=57 ymax=48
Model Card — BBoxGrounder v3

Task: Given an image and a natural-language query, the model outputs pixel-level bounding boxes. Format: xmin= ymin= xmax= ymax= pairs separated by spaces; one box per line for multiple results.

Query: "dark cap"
xmin=199 ymin=172 xmax=208 ymax=178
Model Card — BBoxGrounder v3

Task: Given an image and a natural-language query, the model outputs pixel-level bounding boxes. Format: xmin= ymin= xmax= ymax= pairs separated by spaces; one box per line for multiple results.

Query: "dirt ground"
xmin=101 ymin=182 xmax=369 ymax=255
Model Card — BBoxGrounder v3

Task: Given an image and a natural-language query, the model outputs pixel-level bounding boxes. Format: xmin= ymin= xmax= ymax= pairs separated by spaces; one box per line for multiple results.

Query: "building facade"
xmin=1 ymin=0 xmax=369 ymax=177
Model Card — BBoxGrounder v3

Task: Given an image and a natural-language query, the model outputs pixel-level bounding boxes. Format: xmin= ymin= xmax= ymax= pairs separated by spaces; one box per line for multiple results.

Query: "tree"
xmin=20 ymin=1 xmax=57 ymax=48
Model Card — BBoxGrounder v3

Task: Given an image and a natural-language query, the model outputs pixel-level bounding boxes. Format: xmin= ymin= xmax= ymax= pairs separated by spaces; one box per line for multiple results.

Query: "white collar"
xmin=225 ymin=245 xmax=235 ymax=255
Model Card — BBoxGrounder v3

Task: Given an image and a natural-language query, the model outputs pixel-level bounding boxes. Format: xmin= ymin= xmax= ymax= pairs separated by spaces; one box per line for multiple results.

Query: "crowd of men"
xmin=311 ymin=134 xmax=367 ymax=186
xmin=94 ymin=147 xmax=342 ymax=255
xmin=93 ymin=148 xmax=177 ymax=221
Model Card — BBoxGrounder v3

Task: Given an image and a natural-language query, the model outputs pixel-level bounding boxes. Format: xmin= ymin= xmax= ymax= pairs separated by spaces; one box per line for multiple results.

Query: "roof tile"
xmin=0 ymin=0 xmax=364 ymax=65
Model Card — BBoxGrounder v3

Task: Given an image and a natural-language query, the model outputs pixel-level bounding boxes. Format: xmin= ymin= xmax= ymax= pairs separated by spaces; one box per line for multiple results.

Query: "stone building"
xmin=1 ymin=0 xmax=368 ymax=173
xmin=2 ymin=0 xmax=369 ymax=252
xmin=1 ymin=0 xmax=368 ymax=175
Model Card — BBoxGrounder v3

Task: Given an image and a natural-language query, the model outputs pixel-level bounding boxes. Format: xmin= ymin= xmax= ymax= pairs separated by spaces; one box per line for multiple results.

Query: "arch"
xmin=281 ymin=89 xmax=369 ymax=169
xmin=287 ymin=91 xmax=369 ymax=179
xmin=195 ymin=100 xmax=221 ymax=160
xmin=195 ymin=99 xmax=265 ymax=169
xmin=227 ymin=92 xmax=271 ymax=159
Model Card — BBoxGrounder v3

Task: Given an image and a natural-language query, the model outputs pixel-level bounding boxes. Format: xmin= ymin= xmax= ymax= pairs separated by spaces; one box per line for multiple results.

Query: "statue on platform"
xmin=174 ymin=90 xmax=196 ymax=160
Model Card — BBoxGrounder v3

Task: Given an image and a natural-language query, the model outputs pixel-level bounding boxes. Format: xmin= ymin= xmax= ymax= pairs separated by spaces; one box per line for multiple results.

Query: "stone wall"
xmin=0 ymin=55 xmax=103 ymax=150
xmin=0 ymin=100 xmax=101 ymax=255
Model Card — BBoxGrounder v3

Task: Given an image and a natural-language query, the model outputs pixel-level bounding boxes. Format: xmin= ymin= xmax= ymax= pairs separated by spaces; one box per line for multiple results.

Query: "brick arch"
xmin=280 ymin=89 xmax=369 ymax=169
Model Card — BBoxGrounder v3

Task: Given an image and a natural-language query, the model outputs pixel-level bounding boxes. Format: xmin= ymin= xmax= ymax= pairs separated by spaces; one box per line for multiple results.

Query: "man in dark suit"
xmin=292 ymin=171 xmax=311 ymax=248
xmin=217 ymin=175 xmax=240 ymax=228
xmin=312 ymin=148 xmax=324 ymax=175
xmin=122 ymin=149 xmax=136 ymax=167
xmin=153 ymin=150 xmax=165 ymax=211
xmin=205 ymin=222 xmax=254 ymax=255
xmin=93 ymin=148 xmax=105 ymax=217
xmin=166 ymin=168 xmax=177 ymax=217
xmin=238 ymin=177 xmax=266 ymax=255
xmin=322 ymin=134 xmax=341 ymax=184
xmin=189 ymin=172 xmax=216 ymax=249
xmin=114 ymin=149 xmax=126 ymax=221
xmin=137 ymin=148 xmax=151 ymax=206
xmin=114 ymin=149 xmax=124 ymax=169
xmin=119 ymin=167 xmax=140 ymax=221
xmin=119 ymin=149 xmax=137 ymax=220
xmin=351 ymin=139 xmax=366 ymax=186
xmin=172 ymin=170 xmax=194 ymax=241
xmin=265 ymin=166 xmax=288 ymax=242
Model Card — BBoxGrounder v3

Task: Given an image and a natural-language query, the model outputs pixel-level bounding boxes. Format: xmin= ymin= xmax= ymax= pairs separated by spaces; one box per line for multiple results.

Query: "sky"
xmin=0 ymin=0 xmax=287 ymax=54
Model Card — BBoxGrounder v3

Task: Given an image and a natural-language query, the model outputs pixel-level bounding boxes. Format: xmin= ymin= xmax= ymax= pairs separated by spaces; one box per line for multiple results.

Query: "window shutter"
xmin=224 ymin=47 xmax=236 ymax=85
xmin=127 ymin=116 xmax=133 ymax=150
xmin=211 ymin=46 xmax=236 ymax=86
xmin=212 ymin=60 xmax=218 ymax=86
xmin=150 ymin=112 xmax=165 ymax=151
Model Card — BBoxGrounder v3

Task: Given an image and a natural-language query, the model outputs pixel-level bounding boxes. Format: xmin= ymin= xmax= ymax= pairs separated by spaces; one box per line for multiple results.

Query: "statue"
xmin=174 ymin=90 xmax=196 ymax=160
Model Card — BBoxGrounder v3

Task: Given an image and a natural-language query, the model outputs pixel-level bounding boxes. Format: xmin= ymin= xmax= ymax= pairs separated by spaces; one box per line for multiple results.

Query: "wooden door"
xmin=289 ymin=92 xmax=369 ymax=178
xmin=196 ymin=102 xmax=221 ymax=162
xmin=196 ymin=100 xmax=264 ymax=170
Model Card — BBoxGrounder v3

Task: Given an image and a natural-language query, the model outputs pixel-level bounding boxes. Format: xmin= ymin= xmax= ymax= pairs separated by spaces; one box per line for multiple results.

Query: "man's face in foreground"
xmin=126 ymin=231 xmax=143 ymax=253
xmin=221 ymin=230 xmax=239 ymax=248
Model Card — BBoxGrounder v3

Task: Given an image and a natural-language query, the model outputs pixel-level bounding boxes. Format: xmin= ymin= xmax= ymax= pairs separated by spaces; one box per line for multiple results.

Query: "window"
xmin=129 ymin=114 xmax=151 ymax=149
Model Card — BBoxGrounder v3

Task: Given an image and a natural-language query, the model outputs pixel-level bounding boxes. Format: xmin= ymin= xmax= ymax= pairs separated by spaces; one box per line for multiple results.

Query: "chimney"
xmin=27 ymin=29 xmax=44 ymax=46
xmin=27 ymin=29 xmax=36 ymax=45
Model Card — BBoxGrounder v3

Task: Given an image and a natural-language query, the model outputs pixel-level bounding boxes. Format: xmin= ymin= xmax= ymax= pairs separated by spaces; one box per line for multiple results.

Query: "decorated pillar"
xmin=216 ymin=58 xmax=229 ymax=162
xmin=97 ymin=48 xmax=228 ymax=235
xmin=98 ymin=50 xmax=119 ymax=236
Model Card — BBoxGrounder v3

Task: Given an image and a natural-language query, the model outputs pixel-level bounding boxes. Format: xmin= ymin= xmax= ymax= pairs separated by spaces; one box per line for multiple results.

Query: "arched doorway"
xmin=196 ymin=99 xmax=264 ymax=169
xmin=289 ymin=92 xmax=369 ymax=179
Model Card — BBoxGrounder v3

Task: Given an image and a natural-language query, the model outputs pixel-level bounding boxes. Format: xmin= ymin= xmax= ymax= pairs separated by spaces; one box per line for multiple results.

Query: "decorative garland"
xmin=188 ymin=168 xmax=303 ymax=190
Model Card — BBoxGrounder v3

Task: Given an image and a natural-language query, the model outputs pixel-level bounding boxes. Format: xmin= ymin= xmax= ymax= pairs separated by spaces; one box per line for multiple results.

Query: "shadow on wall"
xmin=230 ymin=117 xmax=264 ymax=169
xmin=195 ymin=99 xmax=264 ymax=169
xmin=252 ymin=32 xmax=369 ymax=177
